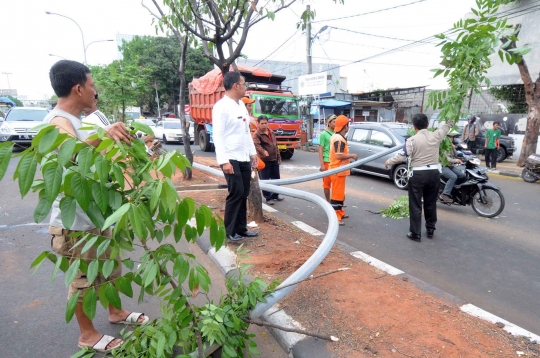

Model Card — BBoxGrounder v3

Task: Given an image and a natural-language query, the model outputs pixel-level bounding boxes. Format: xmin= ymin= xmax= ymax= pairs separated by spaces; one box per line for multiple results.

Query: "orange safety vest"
xmin=329 ymin=133 xmax=350 ymax=177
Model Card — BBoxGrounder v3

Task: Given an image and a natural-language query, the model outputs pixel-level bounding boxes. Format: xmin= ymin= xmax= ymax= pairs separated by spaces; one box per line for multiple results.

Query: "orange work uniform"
xmin=329 ymin=133 xmax=350 ymax=221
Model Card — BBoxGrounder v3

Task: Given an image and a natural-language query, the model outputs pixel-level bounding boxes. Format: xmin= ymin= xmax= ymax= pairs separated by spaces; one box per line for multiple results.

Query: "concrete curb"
xmin=494 ymin=170 xmax=521 ymax=178
xmin=193 ymin=197 xmax=539 ymax=357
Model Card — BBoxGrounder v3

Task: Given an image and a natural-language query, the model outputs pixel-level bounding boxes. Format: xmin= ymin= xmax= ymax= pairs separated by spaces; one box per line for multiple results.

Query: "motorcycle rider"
xmin=440 ymin=129 xmax=466 ymax=203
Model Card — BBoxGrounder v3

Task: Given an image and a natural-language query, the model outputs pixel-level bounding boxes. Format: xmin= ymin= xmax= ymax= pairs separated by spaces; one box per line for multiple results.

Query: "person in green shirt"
xmin=318 ymin=114 xmax=337 ymax=202
xmin=484 ymin=121 xmax=501 ymax=169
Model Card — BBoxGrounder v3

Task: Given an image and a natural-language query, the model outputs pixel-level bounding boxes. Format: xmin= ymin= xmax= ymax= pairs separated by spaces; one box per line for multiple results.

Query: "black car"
xmin=429 ymin=115 xmax=515 ymax=162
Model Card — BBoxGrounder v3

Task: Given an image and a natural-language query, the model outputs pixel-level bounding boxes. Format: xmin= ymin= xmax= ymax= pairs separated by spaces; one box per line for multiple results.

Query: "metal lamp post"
xmin=45 ymin=11 xmax=87 ymax=64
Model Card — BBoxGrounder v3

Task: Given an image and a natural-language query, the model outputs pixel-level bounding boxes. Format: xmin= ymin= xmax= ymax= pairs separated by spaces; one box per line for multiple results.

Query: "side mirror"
xmin=383 ymin=141 xmax=393 ymax=148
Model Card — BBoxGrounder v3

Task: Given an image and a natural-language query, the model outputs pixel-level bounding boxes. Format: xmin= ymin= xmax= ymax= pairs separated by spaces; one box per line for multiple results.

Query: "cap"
xmin=326 ymin=114 xmax=337 ymax=123
xmin=241 ymin=97 xmax=255 ymax=104
xmin=447 ymin=129 xmax=459 ymax=136
xmin=334 ymin=115 xmax=349 ymax=132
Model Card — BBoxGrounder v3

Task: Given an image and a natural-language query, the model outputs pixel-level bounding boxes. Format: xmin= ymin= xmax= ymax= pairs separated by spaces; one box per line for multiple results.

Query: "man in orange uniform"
xmin=329 ymin=115 xmax=358 ymax=225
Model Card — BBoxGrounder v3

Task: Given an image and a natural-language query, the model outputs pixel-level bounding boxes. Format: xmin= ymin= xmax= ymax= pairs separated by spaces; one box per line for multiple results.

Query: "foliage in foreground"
xmin=380 ymin=195 xmax=410 ymax=220
xmin=0 ymin=122 xmax=276 ymax=357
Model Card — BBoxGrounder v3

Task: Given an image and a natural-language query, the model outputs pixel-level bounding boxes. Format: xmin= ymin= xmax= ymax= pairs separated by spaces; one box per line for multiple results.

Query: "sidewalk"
xmin=0 ymin=223 xmax=286 ymax=358
xmin=489 ymin=157 xmax=523 ymax=178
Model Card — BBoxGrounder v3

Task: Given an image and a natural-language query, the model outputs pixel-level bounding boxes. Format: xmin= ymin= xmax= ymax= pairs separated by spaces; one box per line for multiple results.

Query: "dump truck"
xmin=189 ymin=66 xmax=302 ymax=159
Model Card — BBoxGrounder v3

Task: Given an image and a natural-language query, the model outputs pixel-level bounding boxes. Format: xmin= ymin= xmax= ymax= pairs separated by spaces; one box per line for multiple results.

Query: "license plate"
xmin=278 ymin=144 xmax=287 ymax=150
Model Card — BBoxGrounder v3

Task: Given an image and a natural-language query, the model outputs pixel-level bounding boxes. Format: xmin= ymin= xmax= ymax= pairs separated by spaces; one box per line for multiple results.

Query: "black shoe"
xmin=407 ymin=232 xmax=421 ymax=242
xmin=266 ymin=199 xmax=274 ymax=205
xmin=440 ymin=194 xmax=453 ymax=203
xmin=426 ymin=229 xmax=434 ymax=239
xmin=227 ymin=234 xmax=244 ymax=242
xmin=238 ymin=230 xmax=258 ymax=237
xmin=274 ymin=197 xmax=284 ymax=201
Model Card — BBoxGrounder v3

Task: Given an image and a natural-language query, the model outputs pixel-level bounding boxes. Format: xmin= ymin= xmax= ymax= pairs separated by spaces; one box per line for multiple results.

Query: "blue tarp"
xmin=312 ymin=99 xmax=351 ymax=108
xmin=0 ymin=97 xmax=16 ymax=106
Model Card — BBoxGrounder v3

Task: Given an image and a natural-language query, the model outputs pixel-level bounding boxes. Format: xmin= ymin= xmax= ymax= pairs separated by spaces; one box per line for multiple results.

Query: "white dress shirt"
xmin=212 ymin=95 xmax=257 ymax=165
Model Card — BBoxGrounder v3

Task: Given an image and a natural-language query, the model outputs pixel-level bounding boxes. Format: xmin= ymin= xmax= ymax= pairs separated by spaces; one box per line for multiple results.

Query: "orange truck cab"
xmin=189 ymin=66 xmax=302 ymax=159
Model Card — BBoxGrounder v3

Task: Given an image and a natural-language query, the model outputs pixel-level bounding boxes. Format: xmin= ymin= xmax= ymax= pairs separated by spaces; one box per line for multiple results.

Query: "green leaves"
xmin=94 ymin=155 xmax=111 ymax=184
xmin=82 ymin=288 xmax=97 ymax=320
xmin=71 ymin=174 xmax=91 ymax=211
xmin=38 ymin=127 xmax=59 ymax=154
xmin=34 ymin=197 xmax=52 ymax=223
xmin=43 ymin=162 xmax=63 ymax=203
xmin=142 ymin=261 xmax=158 ymax=287
xmin=105 ymin=282 xmax=122 ymax=309
xmin=60 ymin=196 xmax=77 ymax=229
xmin=15 ymin=152 xmax=37 ymax=197
xmin=102 ymin=259 xmax=115 ymax=279
xmin=58 ymin=138 xmax=77 ymax=166
xmin=102 ymin=203 xmax=130 ymax=230
xmin=92 ymin=182 xmax=109 ymax=214
xmin=115 ymin=276 xmax=133 ymax=298
xmin=65 ymin=259 xmax=81 ymax=287
xmin=65 ymin=291 xmax=80 ymax=323
xmin=77 ymin=147 xmax=93 ymax=176
xmin=0 ymin=141 xmax=14 ymax=181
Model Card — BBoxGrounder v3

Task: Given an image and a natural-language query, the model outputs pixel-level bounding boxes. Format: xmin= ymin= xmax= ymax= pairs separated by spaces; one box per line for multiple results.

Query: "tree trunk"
xmin=122 ymin=89 xmax=126 ymax=123
xmin=248 ymin=172 xmax=264 ymax=223
xmin=517 ymin=105 xmax=540 ymax=166
xmin=178 ymin=37 xmax=193 ymax=180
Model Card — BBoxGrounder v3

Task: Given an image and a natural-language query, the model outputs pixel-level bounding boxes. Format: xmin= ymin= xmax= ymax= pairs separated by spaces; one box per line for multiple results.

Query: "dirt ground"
xmin=174 ymin=158 xmax=539 ymax=358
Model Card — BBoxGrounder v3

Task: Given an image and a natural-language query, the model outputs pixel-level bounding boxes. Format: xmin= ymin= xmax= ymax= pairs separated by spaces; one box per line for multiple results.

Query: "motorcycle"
xmin=439 ymin=155 xmax=505 ymax=218
xmin=522 ymin=153 xmax=540 ymax=183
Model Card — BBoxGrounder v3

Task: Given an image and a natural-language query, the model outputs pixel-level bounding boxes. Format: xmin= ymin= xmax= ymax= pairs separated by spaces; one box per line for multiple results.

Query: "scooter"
xmin=438 ymin=155 xmax=505 ymax=218
xmin=522 ymin=153 xmax=540 ymax=183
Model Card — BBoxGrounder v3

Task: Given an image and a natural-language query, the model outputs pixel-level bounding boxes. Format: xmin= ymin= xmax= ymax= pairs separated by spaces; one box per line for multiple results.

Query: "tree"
xmin=91 ymin=61 xmax=152 ymax=122
xmin=489 ymin=85 xmax=527 ymax=113
xmin=120 ymin=36 xmax=212 ymax=112
xmin=7 ymin=95 xmax=22 ymax=107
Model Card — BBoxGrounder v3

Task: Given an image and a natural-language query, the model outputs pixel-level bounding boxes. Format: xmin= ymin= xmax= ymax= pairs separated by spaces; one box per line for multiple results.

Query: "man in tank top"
xmin=45 ymin=60 xmax=146 ymax=353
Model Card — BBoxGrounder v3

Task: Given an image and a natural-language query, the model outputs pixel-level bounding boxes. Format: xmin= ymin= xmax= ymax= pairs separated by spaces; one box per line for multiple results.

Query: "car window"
xmin=6 ymin=109 xmax=48 ymax=121
xmin=350 ymin=128 xmax=369 ymax=143
xmin=164 ymin=122 xmax=181 ymax=129
xmin=369 ymin=130 xmax=393 ymax=147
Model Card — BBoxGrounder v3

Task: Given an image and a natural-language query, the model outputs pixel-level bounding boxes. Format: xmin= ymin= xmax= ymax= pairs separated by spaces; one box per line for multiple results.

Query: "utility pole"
xmin=2 ymin=72 xmax=12 ymax=90
xmin=306 ymin=4 xmax=313 ymax=146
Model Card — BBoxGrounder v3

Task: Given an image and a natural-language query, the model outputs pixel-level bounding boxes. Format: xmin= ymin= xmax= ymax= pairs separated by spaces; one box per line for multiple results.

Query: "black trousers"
xmin=466 ymin=140 xmax=475 ymax=151
xmin=221 ymin=160 xmax=251 ymax=236
xmin=408 ymin=169 xmax=440 ymax=236
xmin=259 ymin=160 xmax=280 ymax=200
xmin=485 ymin=148 xmax=497 ymax=168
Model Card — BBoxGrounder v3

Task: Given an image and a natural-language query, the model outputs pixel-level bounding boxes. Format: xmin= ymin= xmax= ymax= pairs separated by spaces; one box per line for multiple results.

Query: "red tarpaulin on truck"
xmin=190 ymin=66 xmax=273 ymax=95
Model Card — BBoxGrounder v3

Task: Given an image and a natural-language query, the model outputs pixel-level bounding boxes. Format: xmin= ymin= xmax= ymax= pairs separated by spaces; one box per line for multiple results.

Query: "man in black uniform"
xmin=385 ymin=114 xmax=454 ymax=242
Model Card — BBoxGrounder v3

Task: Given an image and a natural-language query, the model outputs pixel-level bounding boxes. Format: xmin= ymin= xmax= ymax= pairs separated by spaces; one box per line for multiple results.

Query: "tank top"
xmin=44 ymin=108 xmax=95 ymax=230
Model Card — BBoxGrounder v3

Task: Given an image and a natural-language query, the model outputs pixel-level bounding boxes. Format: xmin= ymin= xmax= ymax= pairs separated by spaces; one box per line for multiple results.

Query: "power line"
xmin=253 ymin=30 xmax=301 ymax=67
xmin=329 ymin=26 xmax=434 ymax=44
xmin=323 ymin=39 xmax=437 ymax=55
xmin=313 ymin=0 xmax=428 ymax=23
xmin=286 ymin=2 xmax=540 ymax=82
xmin=312 ymin=56 xmax=434 ymax=67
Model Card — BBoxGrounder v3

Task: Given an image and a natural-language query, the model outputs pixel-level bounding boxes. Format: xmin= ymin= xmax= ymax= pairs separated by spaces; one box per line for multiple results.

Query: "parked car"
xmin=0 ymin=107 xmax=49 ymax=146
xmin=346 ymin=122 xmax=410 ymax=189
xmin=430 ymin=114 xmax=515 ymax=162
xmin=132 ymin=119 xmax=157 ymax=138
xmin=154 ymin=118 xmax=195 ymax=144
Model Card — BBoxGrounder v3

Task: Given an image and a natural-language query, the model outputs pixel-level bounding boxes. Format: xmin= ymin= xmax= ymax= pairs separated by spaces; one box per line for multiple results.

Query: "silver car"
xmin=346 ymin=122 xmax=410 ymax=189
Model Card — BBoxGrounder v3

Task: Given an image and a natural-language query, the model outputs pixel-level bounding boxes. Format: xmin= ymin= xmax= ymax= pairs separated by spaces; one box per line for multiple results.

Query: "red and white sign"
xmin=184 ymin=105 xmax=190 ymax=114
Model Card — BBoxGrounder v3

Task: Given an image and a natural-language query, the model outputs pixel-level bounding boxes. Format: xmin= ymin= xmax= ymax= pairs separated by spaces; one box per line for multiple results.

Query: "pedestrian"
xmin=440 ymin=129 xmax=466 ymax=203
xmin=253 ymin=114 xmax=283 ymax=205
xmin=242 ymin=96 xmax=255 ymax=116
xmin=485 ymin=121 xmax=501 ymax=170
xmin=83 ymin=95 xmax=111 ymax=128
xmin=461 ymin=115 xmax=479 ymax=151
xmin=385 ymin=113 xmax=454 ymax=242
xmin=318 ymin=114 xmax=337 ymax=202
xmin=212 ymin=71 xmax=259 ymax=242
xmin=329 ymin=115 xmax=358 ymax=226
xmin=44 ymin=60 xmax=147 ymax=353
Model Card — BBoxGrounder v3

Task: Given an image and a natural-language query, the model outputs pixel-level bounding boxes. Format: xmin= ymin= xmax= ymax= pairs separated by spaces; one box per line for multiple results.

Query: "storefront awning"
xmin=312 ymin=99 xmax=351 ymax=108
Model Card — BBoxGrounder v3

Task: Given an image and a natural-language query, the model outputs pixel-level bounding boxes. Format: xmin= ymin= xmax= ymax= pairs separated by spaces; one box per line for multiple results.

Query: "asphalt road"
xmin=0 ymin=147 xmax=286 ymax=358
xmin=170 ymin=142 xmax=540 ymax=335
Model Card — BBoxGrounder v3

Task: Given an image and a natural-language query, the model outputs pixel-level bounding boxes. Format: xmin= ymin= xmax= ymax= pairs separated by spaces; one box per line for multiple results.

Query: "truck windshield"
xmin=252 ymin=94 xmax=298 ymax=118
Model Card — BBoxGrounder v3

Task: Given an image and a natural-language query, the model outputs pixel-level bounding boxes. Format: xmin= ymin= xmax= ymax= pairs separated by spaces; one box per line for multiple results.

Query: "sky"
xmin=0 ymin=0 xmax=477 ymax=100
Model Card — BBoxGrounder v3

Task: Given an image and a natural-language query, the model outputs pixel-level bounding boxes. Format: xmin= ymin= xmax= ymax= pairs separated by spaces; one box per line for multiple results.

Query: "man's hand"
xmin=106 ymin=123 xmax=132 ymax=143
xmin=456 ymin=159 xmax=463 ymax=165
xmin=278 ymin=158 xmax=282 ymax=165
xmin=351 ymin=153 xmax=358 ymax=161
xmin=385 ymin=160 xmax=389 ymax=169
xmin=263 ymin=150 xmax=269 ymax=157
xmin=320 ymin=164 xmax=326 ymax=172
xmin=250 ymin=155 xmax=258 ymax=170
xmin=222 ymin=162 xmax=234 ymax=174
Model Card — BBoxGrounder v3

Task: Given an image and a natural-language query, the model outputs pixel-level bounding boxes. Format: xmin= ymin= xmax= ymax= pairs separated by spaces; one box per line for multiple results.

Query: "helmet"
xmin=447 ymin=129 xmax=459 ymax=136
xmin=466 ymin=115 xmax=476 ymax=123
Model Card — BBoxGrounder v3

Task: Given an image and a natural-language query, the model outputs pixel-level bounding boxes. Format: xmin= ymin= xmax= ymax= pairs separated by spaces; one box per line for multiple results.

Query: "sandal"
xmin=342 ymin=215 xmax=349 ymax=219
xmin=78 ymin=335 xmax=122 ymax=353
xmin=111 ymin=312 xmax=149 ymax=325
xmin=338 ymin=220 xmax=345 ymax=226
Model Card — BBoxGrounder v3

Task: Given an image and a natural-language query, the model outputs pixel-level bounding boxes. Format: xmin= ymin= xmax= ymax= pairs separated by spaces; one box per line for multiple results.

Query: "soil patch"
xmin=177 ymin=158 xmax=539 ymax=357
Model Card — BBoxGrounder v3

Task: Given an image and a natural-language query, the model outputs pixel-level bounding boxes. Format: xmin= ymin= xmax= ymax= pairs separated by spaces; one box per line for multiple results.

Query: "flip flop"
xmin=111 ymin=312 xmax=149 ymax=325
xmin=338 ymin=221 xmax=345 ymax=226
xmin=342 ymin=215 xmax=349 ymax=219
xmin=78 ymin=335 xmax=122 ymax=353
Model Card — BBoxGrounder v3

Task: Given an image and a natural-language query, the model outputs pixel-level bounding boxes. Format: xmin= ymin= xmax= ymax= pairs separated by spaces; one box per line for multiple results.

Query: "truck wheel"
xmin=199 ymin=130 xmax=212 ymax=152
xmin=280 ymin=148 xmax=294 ymax=160
xmin=496 ymin=146 xmax=507 ymax=162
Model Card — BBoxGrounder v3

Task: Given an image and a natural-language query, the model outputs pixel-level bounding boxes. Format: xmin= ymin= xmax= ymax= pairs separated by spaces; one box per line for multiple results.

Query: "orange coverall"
xmin=329 ymin=133 xmax=350 ymax=221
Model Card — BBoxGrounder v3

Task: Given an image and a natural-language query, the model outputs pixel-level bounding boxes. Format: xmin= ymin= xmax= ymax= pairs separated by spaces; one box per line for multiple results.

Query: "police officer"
xmin=385 ymin=114 xmax=454 ymax=242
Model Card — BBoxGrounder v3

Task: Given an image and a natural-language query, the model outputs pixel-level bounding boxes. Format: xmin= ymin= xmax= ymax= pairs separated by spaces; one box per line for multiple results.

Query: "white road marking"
xmin=262 ymin=203 xmax=278 ymax=212
xmin=350 ymin=251 xmax=404 ymax=276
xmin=460 ymin=304 xmax=540 ymax=343
xmin=291 ymin=221 xmax=324 ymax=236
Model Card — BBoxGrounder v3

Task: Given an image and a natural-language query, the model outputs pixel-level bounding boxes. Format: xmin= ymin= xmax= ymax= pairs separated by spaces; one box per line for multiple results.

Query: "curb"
xmin=193 ymin=197 xmax=540 ymax=357
xmin=495 ymin=170 xmax=521 ymax=178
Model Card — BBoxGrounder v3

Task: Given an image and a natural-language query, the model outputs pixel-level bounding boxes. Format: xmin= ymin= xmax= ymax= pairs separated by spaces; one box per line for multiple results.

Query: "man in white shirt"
xmin=83 ymin=96 xmax=111 ymax=128
xmin=212 ymin=71 xmax=258 ymax=242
